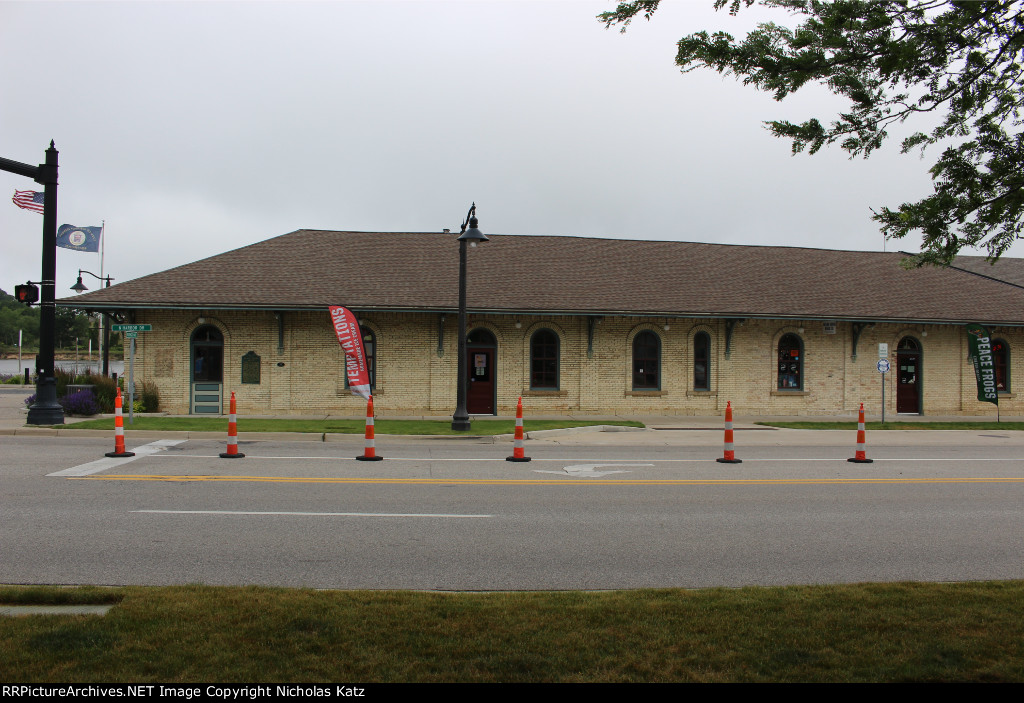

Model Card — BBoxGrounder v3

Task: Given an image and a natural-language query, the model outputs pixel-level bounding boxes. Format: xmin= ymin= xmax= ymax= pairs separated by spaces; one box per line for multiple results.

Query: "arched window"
xmin=993 ymin=338 xmax=1010 ymax=392
xmin=343 ymin=327 xmax=376 ymax=390
xmin=693 ymin=331 xmax=710 ymax=391
xmin=362 ymin=328 xmax=376 ymax=389
xmin=530 ymin=329 xmax=559 ymax=390
xmin=633 ymin=330 xmax=660 ymax=390
xmin=191 ymin=325 xmax=223 ymax=383
xmin=777 ymin=333 xmax=803 ymax=390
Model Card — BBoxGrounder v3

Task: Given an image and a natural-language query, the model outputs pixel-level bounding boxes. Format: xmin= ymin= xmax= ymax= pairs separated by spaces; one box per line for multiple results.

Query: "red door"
xmin=467 ymin=347 xmax=495 ymax=414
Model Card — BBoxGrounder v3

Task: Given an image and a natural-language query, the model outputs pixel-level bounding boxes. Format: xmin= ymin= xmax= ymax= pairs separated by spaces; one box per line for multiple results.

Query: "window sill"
xmin=687 ymin=390 xmax=717 ymax=397
xmin=523 ymin=389 xmax=567 ymax=397
xmin=998 ymin=392 xmax=1015 ymax=399
xmin=771 ymin=390 xmax=809 ymax=397
xmin=627 ymin=390 xmax=666 ymax=397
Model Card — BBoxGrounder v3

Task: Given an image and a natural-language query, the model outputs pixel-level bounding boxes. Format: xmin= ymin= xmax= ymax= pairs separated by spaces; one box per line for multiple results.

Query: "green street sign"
xmin=123 ymin=331 xmax=138 ymax=339
xmin=111 ymin=324 xmax=152 ymax=332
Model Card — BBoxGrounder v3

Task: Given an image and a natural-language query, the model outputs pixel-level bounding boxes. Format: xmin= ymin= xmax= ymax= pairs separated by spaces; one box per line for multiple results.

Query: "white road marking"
xmin=132 ymin=509 xmax=493 ymax=518
xmin=534 ymin=463 xmax=654 ymax=478
xmin=48 ymin=439 xmax=187 ymax=477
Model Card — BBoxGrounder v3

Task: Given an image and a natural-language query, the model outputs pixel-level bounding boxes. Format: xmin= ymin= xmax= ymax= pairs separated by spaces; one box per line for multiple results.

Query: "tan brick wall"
xmin=126 ymin=310 xmax=1023 ymax=417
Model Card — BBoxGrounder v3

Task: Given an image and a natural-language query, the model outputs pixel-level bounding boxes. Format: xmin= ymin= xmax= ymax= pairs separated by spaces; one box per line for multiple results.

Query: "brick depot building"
xmin=61 ymin=230 xmax=1024 ymax=417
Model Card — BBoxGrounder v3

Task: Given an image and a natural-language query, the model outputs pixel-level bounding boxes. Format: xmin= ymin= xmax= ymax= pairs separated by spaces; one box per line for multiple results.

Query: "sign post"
xmin=877 ymin=358 xmax=890 ymax=424
xmin=878 ymin=343 xmax=890 ymax=424
xmin=111 ymin=324 xmax=152 ymax=423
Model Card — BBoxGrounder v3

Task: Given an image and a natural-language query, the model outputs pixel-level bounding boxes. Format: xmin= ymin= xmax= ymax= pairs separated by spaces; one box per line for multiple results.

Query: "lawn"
xmin=2 ymin=582 xmax=1022 ymax=682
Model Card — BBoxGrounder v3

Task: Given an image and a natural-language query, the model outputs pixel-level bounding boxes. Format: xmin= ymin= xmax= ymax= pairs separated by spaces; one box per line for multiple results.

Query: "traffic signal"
xmin=14 ymin=283 xmax=38 ymax=305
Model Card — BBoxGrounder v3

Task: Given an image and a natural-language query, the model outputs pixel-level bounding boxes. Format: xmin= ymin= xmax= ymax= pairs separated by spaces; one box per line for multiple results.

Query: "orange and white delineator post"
xmin=356 ymin=394 xmax=383 ymax=461
xmin=104 ymin=387 xmax=135 ymax=458
xmin=847 ymin=402 xmax=873 ymax=463
xmin=219 ymin=391 xmax=245 ymax=459
xmin=715 ymin=401 xmax=742 ymax=464
xmin=506 ymin=396 xmax=531 ymax=462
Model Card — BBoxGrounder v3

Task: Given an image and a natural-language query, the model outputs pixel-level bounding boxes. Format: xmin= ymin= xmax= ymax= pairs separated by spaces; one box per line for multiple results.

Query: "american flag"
xmin=12 ymin=190 xmax=45 ymax=214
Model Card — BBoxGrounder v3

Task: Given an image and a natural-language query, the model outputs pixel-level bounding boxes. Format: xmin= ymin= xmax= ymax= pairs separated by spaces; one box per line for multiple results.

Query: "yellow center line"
xmin=67 ymin=474 xmax=1024 ymax=486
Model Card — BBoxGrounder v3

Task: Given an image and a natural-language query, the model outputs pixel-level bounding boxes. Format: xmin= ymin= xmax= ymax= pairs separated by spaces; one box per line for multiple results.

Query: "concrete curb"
xmin=0 ymin=425 xmax=646 ymax=441
xmin=523 ymin=424 xmax=649 ymax=440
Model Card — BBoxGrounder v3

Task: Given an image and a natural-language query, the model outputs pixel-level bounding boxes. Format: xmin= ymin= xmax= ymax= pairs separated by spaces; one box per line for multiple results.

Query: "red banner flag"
xmin=329 ymin=306 xmax=371 ymax=400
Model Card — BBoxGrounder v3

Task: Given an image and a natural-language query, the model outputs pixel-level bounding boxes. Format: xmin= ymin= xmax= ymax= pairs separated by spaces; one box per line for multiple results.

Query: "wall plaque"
xmin=241 ymin=351 xmax=261 ymax=384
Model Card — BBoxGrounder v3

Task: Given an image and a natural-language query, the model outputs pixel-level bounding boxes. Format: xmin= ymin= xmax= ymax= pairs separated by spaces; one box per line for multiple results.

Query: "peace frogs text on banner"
xmin=966 ymin=323 xmax=999 ymax=406
xmin=329 ymin=306 xmax=371 ymax=400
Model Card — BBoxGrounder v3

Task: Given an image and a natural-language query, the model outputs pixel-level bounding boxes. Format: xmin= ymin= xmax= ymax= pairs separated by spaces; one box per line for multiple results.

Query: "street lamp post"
xmin=451 ymin=203 xmax=488 ymax=431
xmin=70 ymin=270 xmax=114 ymax=377
xmin=1 ymin=142 xmax=62 ymax=423
xmin=0 ymin=143 xmax=63 ymax=425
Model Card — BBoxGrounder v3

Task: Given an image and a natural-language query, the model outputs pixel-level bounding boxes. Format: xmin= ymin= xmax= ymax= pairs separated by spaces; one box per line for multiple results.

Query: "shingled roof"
xmin=952 ymin=255 xmax=1024 ymax=289
xmin=60 ymin=230 xmax=1024 ymax=325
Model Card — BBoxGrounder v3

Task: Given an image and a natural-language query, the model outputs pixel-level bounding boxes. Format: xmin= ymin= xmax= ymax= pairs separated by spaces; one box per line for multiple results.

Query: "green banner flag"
xmin=966 ymin=323 xmax=999 ymax=406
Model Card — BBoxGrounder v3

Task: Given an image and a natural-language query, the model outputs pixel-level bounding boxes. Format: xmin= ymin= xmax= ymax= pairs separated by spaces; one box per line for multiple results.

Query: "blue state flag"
xmin=57 ymin=225 xmax=102 ymax=252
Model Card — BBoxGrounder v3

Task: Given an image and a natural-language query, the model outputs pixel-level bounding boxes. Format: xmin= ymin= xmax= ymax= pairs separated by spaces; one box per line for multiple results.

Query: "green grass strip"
xmin=55 ymin=417 xmax=643 ymax=435
xmin=2 ymin=582 xmax=1023 ymax=682
xmin=756 ymin=421 xmax=1024 ymax=431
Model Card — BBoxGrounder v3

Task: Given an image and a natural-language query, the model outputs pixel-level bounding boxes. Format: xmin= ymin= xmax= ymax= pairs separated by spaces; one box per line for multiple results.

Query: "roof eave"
xmin=55 ymin=300 xmax=1024 ymax=327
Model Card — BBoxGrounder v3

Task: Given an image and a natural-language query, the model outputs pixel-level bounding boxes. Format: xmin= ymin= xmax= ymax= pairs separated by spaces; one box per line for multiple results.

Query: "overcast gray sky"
xmin=2 ymin=0 xmax=1014 ymax=299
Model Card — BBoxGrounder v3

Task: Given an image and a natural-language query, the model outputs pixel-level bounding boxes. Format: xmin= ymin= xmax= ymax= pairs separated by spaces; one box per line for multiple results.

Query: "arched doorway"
xmin=896 ymin=336 xmax=921 ymax=414
xmin=191 ymin=325 xmax=224 ymax=414
xmin=466 ymin=328 xmax=496 ymax=415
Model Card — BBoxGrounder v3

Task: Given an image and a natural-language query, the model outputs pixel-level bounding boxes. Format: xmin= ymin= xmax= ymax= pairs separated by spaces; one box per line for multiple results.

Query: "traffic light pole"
xmin=1 ymin=142 xmax=64 ymax=425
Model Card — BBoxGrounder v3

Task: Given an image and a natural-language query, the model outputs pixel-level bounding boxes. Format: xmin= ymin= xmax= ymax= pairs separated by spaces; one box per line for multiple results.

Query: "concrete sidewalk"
xmin=3 ymin=385 xmax=1023 ymax=447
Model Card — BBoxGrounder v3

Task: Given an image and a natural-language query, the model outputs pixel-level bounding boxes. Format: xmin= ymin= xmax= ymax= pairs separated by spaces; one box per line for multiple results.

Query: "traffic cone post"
xmin=716 ymin=401 xmax=742 ymax=464
xmin=847 ymin=402 xmax=873 ymax=463
xmin=104 ymin=387 xmax=135 ymax=458
xmin=356 ymin=395 xmax=383 ymax=461
xmin=506 ymin=397 xmax=531 ymax=462
xmin=219 ymin=391 xmax=245 ymax=458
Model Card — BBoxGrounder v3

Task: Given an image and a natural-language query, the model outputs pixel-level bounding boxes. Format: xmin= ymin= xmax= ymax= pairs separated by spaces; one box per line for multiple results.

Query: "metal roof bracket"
xmin=725 ymin=319 xmax=744 ymax=360
xmin=851 ymin=321 xmax=874 ymax=361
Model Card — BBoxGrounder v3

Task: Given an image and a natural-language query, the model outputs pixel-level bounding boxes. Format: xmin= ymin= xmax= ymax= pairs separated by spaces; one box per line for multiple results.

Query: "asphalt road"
xmin=2 ymin=430 xmax=1023 ymax=590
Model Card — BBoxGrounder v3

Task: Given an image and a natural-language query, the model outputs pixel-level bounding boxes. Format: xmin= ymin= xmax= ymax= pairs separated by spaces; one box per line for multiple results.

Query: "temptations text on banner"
xmin=329 ymin=305 xmax=371 ymax=400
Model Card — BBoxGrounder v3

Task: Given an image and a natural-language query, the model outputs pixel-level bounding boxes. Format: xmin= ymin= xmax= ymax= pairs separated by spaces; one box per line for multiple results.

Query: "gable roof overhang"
xmin=58 ymin=230 xmax=1024 ymax=328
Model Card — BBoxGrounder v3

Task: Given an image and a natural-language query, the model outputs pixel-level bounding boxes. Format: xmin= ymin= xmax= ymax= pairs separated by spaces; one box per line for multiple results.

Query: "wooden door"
xmin=467 ymin=347 xmax=495 ymax=414
xmin=896 ymin=345 xmax=921 ymax=414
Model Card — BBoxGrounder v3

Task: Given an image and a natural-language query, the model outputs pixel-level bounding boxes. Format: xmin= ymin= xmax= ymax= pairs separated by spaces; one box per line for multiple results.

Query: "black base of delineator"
xmin=716 ymin=458 xmax=742 ymax=463
xmin=105 ymin=451 xmax=135 ymax=458
xmin=506 ymin=456 xmax=532 ymax=462
xmin=356 ymin=455 xmax=384 ymax=461
xmin=847 ymin=458 xmax=873 ymax=463
xmin=219 ymin=452 xmax=246 ymax=458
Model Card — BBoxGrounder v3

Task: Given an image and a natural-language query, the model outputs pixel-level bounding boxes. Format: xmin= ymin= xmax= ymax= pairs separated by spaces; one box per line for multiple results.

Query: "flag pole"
xmin=99 ymin=220 xmax=105 ymax=376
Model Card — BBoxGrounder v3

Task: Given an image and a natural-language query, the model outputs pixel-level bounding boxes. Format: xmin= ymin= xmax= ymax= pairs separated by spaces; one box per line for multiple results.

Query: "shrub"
xmin=61 ymin=389 xmax=101 ymax=416
xmin=139 ymin=380 xmax=160 ymax=412
xmin=53 ymin=369 xmax=74 ymax=398
xmin=89 ymin=375 xmax=121 ymax=414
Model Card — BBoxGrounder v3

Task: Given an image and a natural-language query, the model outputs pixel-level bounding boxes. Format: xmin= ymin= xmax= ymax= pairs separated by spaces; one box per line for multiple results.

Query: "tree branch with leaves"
xmin=600 ymin=0 xmax=1024 ymax=264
